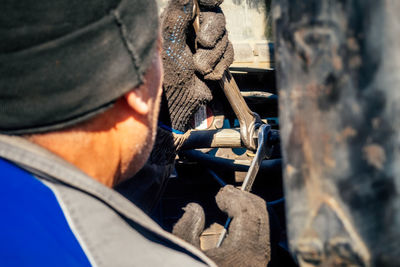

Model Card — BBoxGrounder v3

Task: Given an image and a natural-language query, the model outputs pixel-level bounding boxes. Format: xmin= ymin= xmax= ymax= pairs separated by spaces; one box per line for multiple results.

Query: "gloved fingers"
xmin=204 ymin=41 xmax=234 ymax=80
xmin=192 ymin=74 xmax=214 ymax=100
xmin=197 ymin=7 xmax=226 ymax=48
xmin=161 ymin=0 xmax=195 ymax=40
xmin=172 ymin=202 xmax=205 ymax=248
xmin=194 ymin=33 xmax=229 ymax=75
xmin=161 ymin=0 xmax=196 ymax=73
xmin=199 ymin=0 xmax=224 ymax=8
xmin=227 ymin=206 xmax=270 ymax=247
xmin=215 ymin=185 xmax=267 ymax=218
xmin=162 ymin=40 xmax=195 ymax=88
xmin=161 ymin=0 xmax=195 ymax=29
xmin=216 ymin=185 xmax=270 ymax=245
xmin=212 ymin=185 xmax=271 ymax=266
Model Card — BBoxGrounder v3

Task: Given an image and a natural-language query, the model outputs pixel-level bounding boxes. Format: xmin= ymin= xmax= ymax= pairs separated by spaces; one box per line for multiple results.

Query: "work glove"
xmin=160 ymin=0 xmax=234 ymax=132
xmin=173 ymin=185 xmax=271 ymax=267
xmin=128 ymin=0 xmax=233 ymax=215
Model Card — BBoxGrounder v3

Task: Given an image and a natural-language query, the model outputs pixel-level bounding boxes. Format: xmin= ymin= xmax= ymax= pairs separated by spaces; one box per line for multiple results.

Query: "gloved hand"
xmin=135 ymin=0 xmax=233 ymax=217
xmin=173 ymin=185 xmax=271 ymax=267
xmin=160 ymin=0 xmax=234 ymax=132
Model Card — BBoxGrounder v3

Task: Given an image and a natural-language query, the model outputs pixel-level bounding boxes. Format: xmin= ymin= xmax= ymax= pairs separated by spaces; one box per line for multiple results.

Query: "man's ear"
xmin=124 ymin=89 xmax=149 ymax=116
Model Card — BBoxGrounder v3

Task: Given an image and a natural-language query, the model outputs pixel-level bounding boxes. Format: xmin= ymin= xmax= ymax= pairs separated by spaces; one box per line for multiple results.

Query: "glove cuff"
xmin=162 ymin=77 xmax=212 ymax=131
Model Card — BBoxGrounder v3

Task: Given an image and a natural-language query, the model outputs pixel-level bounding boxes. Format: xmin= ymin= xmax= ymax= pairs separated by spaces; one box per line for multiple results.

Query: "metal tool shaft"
xmin=216 ymin=124 xmax=270 ymax=247
xmin=192 ymin=0 xmax=261 ymax=151
xmin=218 ymin=70 xmax=262 ymax=151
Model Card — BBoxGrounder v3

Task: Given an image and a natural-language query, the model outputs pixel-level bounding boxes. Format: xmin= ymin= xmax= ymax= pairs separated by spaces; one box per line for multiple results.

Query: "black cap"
xmin=0 ymin=0 xmax=159 ymax=134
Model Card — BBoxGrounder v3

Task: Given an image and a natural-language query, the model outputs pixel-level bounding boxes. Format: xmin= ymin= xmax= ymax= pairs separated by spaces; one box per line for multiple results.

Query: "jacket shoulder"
xmin=0 ymin=158 xmax=91 ymax=266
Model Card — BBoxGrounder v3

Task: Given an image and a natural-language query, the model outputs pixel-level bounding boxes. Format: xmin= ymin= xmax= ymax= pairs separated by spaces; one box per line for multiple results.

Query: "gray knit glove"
xmin=161 ymin=0 xmax=234 ymax=131
xmin=173 ymin=185 xmax=271 ymax=267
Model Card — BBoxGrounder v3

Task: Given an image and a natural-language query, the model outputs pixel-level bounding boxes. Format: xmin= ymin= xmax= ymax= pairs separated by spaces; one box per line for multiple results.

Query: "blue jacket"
xmin=0 ymin=135 xmax=215 ymax=267
xmin=0 ymin=158 xmax=91 ymax=266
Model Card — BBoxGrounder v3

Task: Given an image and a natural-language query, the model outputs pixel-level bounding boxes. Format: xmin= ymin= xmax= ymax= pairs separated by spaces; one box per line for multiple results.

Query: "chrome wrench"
xmin=216 ymin=123 xmax=271 ymax=247
xmin=218 ymin=70 xmax=263 ymax=151
xmin=192 ymin=1 xmax=262 ymax=151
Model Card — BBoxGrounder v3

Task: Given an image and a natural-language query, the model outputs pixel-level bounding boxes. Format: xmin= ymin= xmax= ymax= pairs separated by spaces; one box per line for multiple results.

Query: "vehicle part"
xmin=180 ymin=128 xmax=242 ymax=149
xmin=181 ymin=149 xmax=282 ymax=181
xmin=274 ymin=0 xmax=400 ymax=266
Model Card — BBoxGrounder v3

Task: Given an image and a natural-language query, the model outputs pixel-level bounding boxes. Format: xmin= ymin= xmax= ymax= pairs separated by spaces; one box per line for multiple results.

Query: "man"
xmin=0 ymin=0 xmax=270 ymax=266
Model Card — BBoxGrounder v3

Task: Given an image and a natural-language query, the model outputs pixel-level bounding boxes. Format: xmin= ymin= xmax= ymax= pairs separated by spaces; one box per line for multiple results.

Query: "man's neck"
xmin=27 ymin=121 xmax=121 ymax=188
